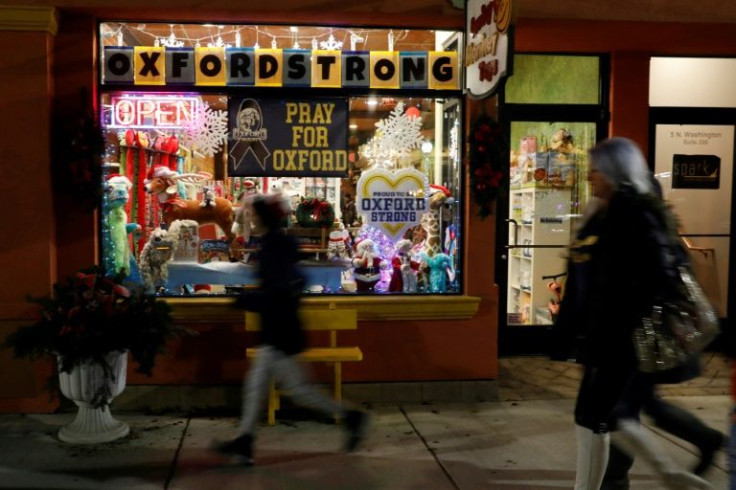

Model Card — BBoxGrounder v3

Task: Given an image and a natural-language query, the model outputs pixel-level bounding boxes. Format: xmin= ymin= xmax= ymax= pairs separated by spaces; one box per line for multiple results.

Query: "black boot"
xmin=343 ymin=410 xmax=369 ymax=452
xmin=601 ymin=443 xmax=635 ymax=490
xmin=213 ymin=434 xmax=254 ymax=466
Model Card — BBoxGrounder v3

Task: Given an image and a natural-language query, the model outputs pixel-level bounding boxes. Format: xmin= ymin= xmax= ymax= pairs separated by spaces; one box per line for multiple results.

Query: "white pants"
xmin=238 ymin=345 xmax=344 ymax=435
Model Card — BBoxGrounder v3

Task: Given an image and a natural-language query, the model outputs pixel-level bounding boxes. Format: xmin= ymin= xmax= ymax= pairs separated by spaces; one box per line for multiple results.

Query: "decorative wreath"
xmin=467 ymin=115 xmax=508 ymax=218
xmin=295 ymin=197 xmax=336 ymax=228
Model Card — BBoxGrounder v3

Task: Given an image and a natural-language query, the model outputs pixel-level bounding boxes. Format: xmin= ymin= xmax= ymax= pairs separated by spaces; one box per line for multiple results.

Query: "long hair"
xmin=588 ymin=137 xmax=654 ymax=195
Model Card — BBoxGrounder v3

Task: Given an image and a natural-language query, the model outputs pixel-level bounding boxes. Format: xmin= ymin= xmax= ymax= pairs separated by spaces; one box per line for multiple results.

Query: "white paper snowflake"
xmin=182 ymin=102 xmax=228 ymax=157
xmin=367 ymin=101 xmax=424 ymax=168
xmin=319 ymin=34 xmax=343 ymax=50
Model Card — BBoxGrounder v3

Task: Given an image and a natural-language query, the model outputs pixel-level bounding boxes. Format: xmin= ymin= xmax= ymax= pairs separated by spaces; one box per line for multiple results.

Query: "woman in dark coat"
xmin=214 ymin=193 xmax=368 ymax=466
xmin=555 ymin=137 xmax=711 ymax=489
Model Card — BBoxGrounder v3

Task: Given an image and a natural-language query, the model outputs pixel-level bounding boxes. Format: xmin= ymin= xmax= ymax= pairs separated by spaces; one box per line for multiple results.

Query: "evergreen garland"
xmin=467 ymin=115 xmax=509 ymax=218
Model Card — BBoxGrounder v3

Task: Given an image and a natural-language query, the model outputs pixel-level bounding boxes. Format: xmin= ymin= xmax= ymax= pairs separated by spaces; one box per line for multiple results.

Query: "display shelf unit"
xmin=507 ymin=186 xmax=571 ymax=325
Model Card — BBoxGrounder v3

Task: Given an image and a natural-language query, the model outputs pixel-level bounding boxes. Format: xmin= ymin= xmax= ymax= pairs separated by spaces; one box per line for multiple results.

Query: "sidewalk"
xmin=0 ymin=395 xmax=730 ymax=489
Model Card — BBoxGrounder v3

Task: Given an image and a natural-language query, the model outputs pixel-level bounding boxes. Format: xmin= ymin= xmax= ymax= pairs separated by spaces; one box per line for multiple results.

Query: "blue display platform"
xmin=166 ymin=260 xmax=349 ymax=292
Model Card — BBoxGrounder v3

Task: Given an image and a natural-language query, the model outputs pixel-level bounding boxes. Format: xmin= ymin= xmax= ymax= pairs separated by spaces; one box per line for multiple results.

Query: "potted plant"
xmin=3 ymin=266 xmax=188 ymax=444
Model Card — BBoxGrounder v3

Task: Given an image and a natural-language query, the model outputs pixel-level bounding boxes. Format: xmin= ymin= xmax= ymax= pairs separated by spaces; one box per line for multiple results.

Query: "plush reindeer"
xmin=144 ymin=166 xmax=236 ymax=247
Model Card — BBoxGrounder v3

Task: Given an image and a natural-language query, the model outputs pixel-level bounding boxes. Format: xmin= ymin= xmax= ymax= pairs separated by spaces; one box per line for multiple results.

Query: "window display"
xmin=98 ymin=22 xmax=463 ymax=296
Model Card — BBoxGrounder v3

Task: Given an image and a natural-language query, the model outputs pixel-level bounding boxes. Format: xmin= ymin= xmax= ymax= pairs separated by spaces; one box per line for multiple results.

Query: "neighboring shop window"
xmin=504 ymin=55 xmax=600 ymax=105
xmin=97 ymin=22 xmax=463 ymax=296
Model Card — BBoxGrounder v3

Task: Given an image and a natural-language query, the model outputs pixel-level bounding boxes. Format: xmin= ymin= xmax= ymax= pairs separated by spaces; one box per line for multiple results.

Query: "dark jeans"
xmin=602 ymin=373 xmax=725 ymax=489
xmin=575 ymin=366 xmax=634 ymax=433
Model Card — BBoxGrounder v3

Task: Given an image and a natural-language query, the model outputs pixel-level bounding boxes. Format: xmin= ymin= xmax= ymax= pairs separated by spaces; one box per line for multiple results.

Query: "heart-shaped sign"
xmin=356 ymin=168 xmax=429 ymax=241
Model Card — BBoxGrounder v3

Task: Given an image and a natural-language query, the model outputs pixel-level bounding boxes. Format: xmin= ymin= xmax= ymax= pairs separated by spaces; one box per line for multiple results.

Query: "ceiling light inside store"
xmin=366 ymin=99 xmax=378 ymax=107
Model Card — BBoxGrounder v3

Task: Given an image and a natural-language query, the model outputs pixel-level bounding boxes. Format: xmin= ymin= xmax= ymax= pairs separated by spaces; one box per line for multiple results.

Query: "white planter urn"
xmin=57 ymin=350 xmax=130 ymax=444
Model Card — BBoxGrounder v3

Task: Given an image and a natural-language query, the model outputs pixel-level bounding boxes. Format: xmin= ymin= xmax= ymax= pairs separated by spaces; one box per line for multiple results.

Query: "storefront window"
xmin=97 ymin=22 xmax=462 ymax=296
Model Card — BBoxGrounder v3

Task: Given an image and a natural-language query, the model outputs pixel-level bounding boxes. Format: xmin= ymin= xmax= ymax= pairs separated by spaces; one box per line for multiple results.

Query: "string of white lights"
xmin=101 ymin=23 xmax=412 ymax=51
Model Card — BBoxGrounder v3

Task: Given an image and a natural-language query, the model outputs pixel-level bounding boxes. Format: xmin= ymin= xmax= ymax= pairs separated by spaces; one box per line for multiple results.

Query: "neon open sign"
xmin=107 ymin=95 xmax=199 ymax=129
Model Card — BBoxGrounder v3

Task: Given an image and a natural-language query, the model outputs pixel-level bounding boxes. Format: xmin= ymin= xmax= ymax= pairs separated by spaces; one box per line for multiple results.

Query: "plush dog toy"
xmin=139 ymin=227 xmax=175 ymax=293
xmin=105 ymin=174 xmax=140 ymax=278
xmin=389 ymin=239 xmax=419 ymax=293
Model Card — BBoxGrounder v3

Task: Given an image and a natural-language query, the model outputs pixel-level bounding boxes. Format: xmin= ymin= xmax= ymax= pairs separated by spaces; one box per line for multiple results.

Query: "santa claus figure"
xmin=351 ymin=238 xmax=388 ymax=292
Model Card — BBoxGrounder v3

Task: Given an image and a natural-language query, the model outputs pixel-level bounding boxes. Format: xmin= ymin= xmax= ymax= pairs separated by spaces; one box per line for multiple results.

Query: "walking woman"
xmin=554 ymin=137 xmax=711 ymax=489
xmin=214 ymin=193 xmax=368 ymax=465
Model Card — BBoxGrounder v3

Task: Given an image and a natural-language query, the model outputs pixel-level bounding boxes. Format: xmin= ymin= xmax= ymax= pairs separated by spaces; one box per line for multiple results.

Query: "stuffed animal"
xmin=389 ymin=239 xmax=419 ymax=293
xmin=199 ymin=185 xmax=216 ymax=207
xmin=421 ymin=252 xmax=453 ymax=293
xmin=139 ymin=227 xmax=175 ymax=293
xmin=105 ymin=174 xmax=140 ymax=278
xmin=327 ymin=225 xmax=352 ymax=262
xmin=351 ymin=238 xmax=388 ymax=292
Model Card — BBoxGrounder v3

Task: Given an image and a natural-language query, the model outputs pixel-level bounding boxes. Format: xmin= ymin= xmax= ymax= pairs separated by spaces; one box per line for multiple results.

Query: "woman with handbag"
xmin=554 ymin=137 xmax=711 ymax=489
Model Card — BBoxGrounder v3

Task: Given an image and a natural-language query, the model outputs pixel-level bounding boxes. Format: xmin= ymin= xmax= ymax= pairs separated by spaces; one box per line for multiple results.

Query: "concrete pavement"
xmin=0 ymin=395 xmax=730 ymax=489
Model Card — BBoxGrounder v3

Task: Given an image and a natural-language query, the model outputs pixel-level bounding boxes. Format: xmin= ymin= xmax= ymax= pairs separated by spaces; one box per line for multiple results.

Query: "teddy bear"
xmin=327 ymin=225 xmax=352 ymax=262
xmin=388 ymin=239 xmax=419 ymax=293
xmin=139 ymin=227 xmax=176 ymax=293
xmin=105 ymin=174 xmax=140 ymax=278
xmin=351 ymin=238 xmax=388 ymax=292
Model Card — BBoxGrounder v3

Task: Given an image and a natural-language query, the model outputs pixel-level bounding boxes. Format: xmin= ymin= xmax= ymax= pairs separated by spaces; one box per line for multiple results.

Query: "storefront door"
xmin=497 ymin=119 xmax=601 ymax=354
xmin=495 ymin=54 xmax=609 ymax=355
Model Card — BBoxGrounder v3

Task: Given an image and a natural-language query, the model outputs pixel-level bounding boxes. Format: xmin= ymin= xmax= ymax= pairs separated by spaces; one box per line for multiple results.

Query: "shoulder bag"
xmin=634 ymin=265 xmax=720 ymax=373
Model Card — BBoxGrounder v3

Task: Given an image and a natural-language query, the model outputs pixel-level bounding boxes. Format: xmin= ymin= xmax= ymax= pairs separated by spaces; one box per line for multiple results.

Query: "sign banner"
xmin=672 ymin=154 xmax=721 ymax=189
xmin=465 ymin=0 xmax=512 ymax=98
xmin=228 ymin=98 xmax=349 ymax=177
xmin=356 ymin=167 xmax=429 ymax=241
xmin=103 ymin=46 xmax=459 ymax=91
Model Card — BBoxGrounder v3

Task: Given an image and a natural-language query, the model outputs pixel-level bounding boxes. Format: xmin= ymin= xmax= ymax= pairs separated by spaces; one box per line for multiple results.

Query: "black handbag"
xmin=634 ymin=266 xmax=719 ymax=373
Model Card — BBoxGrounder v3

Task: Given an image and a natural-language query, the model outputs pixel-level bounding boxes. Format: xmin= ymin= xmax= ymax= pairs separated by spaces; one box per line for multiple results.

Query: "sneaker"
xmin=212 ymin=434 xmax=254 ymax=466
xmin=343 ymin=409 xmax=369 ymax=452
xmin=693 ymin=432 xmax=728 ymax=475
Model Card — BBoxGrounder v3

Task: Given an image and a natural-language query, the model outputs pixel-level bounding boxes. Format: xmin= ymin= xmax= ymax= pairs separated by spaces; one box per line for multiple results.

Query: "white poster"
xmin=655 ymin=124 xmax=735 ymax=316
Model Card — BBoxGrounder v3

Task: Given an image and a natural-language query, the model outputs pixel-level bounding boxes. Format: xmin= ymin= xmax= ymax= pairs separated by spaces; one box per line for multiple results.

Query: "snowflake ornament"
xmin=319 ymin=34 xmax=343 ymax=51
xmin=367 ymin=101 xmax=424 ymax=168
xmin=182 ymin=101 xmax=228 ymax=157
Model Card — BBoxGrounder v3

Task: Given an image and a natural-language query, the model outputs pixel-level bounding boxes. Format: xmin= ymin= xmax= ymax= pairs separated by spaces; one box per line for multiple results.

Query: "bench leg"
xmin=334 ymin=362 xmax=342 ymax=404
xmin=268 ymin=380 xmax=278 ymax=426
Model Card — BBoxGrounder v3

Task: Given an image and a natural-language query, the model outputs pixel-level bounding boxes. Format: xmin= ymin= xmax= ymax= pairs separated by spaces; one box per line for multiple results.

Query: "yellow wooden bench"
xmin=245 ymin=308 xmax=362 ymax=425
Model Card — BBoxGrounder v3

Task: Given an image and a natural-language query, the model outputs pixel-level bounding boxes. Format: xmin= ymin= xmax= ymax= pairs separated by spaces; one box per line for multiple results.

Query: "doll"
xmin=388 ymin=239 xmax=419 ymax=293
xmin=351 ymin=238 xmax=388 ymax=292
xmin=421 ymin=252 xmax=453 ymax=293
xmin=327 ymin=226 xmax=352 ymax=262
xmin=139 ymin=227 xmax=175 ymax=293
xmin=105 ymin=174 xmax=140 ymax=278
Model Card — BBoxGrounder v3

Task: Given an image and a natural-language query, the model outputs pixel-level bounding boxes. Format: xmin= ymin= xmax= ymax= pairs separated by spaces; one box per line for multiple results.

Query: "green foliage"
xmin=295 ymin=197 xmax=336 ymax=228
xmin=467 ymin=115 xmax=509 ymax=218
xmin=3 ymin=266 xmax=190 ymax=380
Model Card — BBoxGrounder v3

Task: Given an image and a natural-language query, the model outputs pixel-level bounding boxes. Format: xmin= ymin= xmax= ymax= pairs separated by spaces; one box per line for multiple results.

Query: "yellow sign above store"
xmin=103 ymin=46 xmax=458 ymax=90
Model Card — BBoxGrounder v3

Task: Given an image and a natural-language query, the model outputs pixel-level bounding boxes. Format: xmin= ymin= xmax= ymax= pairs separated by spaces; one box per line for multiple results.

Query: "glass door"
xmin=505 ymin=122 xmax=595 ymax=326
xmin=496 ymin=53 xmax=609 ymax=354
